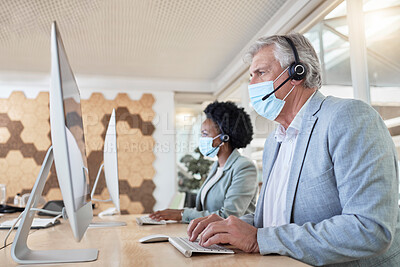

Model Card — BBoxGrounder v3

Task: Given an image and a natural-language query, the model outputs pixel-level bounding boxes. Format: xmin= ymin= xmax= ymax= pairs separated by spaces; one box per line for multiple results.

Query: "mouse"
xmin=139 ymin=234 xmax=169 ymax=243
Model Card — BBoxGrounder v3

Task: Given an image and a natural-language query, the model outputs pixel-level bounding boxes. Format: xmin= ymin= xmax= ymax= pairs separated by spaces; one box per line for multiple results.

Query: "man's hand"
xmin=199 ymin=215 xmax=259 ymax=253
xmin=149 ymin=209 xmax=183 ymax=221
xmin=187 ymin=214 xmax=224 ymax=241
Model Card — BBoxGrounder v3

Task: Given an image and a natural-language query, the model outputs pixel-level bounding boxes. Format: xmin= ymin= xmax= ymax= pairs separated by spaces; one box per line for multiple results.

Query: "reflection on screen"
xmin=57 ymin=36 xmax=90 ymax=211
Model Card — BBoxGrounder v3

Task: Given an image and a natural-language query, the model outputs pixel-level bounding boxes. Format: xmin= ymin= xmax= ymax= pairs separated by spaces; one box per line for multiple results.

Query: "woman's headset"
xmin=219 ymin=134 xmax=230 ymax=142
xmin=214 ymin=120 xmax=230 ymax=143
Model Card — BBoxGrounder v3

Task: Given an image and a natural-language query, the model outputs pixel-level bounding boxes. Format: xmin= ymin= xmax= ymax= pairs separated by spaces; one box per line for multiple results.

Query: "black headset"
xmin=219 ymin=134 xmax=230 ymax=142
xmin=213 ymin=120 xmax=230 ymax=143
xmin=261 ymin=36 xmax=307 ymax=101
xmin=205 ymin=132 xmax=229 ymax=157
xmin=284 ymin=36 xmax=307 ymax=81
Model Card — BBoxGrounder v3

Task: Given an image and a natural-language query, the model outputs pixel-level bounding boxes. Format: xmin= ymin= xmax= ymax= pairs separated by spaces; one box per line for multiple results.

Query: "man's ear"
xmin=290 ymin=79 xmax=303 ymax=86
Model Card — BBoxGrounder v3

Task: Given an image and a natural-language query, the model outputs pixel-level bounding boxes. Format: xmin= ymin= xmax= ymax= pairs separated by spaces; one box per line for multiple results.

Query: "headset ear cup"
xmin=291 ymin=63 xmax=307 ymax=80
xmin=220 ymin=134 xmax=229 ymax=142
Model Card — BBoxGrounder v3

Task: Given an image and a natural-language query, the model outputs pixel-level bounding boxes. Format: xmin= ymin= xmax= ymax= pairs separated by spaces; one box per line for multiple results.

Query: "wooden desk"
xmin=1 ymin=214 xmax=309 ymax=266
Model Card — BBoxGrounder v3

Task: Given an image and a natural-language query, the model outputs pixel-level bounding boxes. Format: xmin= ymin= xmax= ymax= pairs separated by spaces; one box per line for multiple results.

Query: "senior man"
xmin=187 ymin=33 xmax=400 ymax=266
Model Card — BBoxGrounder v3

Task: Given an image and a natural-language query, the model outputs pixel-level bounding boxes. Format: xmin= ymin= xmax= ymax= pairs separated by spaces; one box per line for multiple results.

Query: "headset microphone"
xmin=205 ymin=134 xmax=229 ymax=157
xmin=261 ymin=76 xmax=291 ymax=101
xmin=261 ymin=36 xmax=307 ymax=101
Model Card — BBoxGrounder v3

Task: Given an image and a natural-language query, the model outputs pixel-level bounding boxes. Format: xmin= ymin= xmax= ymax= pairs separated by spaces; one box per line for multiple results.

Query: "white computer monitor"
xmin=102 ymin=109 xmax=120 ymax=212
xmin=49 ymin=21 xmax=93 ymax=241
xmin=10 ymin=21 xmax=98 ymax=264
xmin=88 ymin=110 xmax=126 ymax=227
xmin=89 ymin=109 xmax=126 ymax=226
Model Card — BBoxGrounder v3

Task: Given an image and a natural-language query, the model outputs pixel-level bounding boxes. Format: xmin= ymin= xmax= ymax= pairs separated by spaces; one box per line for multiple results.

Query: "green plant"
xmin=178 ymin=147 xmax=213 ymax=192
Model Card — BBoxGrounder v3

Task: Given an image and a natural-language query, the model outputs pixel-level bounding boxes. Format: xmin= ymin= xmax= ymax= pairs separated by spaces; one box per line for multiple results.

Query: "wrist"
xmin=252 ymin=228 xmax=259 ymax=253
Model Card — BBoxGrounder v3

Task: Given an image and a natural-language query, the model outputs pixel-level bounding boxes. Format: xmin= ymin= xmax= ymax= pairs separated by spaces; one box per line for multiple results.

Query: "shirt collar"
xmin=274 ymin=91 xmax=316 ymax=143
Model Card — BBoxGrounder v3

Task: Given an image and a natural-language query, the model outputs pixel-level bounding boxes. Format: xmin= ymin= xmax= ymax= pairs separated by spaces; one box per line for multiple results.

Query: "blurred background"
xmin=0 ymin=0 xmax=399 ymax=212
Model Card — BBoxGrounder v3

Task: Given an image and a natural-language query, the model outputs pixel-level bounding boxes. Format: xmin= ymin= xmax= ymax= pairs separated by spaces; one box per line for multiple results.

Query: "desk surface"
xmin=1 ymin=214 xmax=309 ymax=267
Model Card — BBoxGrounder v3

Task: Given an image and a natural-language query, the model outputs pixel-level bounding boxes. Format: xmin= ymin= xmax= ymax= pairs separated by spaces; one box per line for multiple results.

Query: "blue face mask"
xmin=199 ymin=134 xmax=222 ymax=158
xmin=248 ymin=67 xmax=295 ymax=121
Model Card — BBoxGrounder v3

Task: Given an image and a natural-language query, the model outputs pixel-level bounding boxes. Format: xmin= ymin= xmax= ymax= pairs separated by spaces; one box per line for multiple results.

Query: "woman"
xmin=150 ymin=101 xmax=258 ymax=223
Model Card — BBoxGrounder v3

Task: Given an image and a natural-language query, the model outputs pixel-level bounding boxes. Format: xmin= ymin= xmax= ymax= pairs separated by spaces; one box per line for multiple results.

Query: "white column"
xmin=346 ymin=0 xmax=370 ymax=104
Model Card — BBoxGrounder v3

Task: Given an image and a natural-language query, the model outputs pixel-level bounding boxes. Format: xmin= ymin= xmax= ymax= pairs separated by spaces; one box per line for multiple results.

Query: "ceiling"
xmin=0 ymin=0 xmax=327 ymax=94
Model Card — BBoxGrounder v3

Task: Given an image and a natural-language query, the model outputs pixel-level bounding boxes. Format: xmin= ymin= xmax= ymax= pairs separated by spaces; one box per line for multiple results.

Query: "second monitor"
xmin=89 ymin=109 xmax=126 ymax=227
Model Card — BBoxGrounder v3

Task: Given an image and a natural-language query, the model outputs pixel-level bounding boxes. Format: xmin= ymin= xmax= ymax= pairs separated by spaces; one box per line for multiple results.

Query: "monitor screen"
xmin=56 ymin=30 xmax=90 ymax=211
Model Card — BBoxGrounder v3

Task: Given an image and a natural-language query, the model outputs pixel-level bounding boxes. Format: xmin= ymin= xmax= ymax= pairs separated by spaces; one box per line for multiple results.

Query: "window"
xmin=304 ymin=0 xmax=400 ymax=159
xmin=365 ymin=0 xmax=400 ymax=159
xmin=304 ymin=1 xmax=354 ymax=99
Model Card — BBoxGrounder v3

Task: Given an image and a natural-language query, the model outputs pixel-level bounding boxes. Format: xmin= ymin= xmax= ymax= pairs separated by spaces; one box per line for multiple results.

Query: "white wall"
xmin=149 ymin=91 xmax=176 ymax=211
xmin=0 ymin=72 xmax=177 ymax=212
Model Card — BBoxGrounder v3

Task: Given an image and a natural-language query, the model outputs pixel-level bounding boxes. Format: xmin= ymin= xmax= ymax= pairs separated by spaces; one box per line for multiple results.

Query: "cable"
xmin=2 ymin=208 xmax=63 ymax=247
xmin=52 ymin=213 xmax=63 ymax=221
xmin=3 ymin=211 xmax=25 ymax=248
xmin=31 ymin=208 xmax=62 ymax=216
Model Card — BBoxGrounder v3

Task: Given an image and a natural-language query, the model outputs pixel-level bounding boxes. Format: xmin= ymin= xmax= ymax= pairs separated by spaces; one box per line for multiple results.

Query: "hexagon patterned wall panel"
xmin=0 ymin=91 xmax=156 ymax=214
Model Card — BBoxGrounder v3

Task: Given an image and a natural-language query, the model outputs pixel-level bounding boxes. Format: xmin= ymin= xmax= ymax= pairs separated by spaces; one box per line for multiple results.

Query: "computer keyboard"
xmin=0 ymin=218 xmax=60 ymax=229
xmin=168 ymin=237 xmax=234 ymax=257
xmin=136 ymin=216 xmax=166 ymax=225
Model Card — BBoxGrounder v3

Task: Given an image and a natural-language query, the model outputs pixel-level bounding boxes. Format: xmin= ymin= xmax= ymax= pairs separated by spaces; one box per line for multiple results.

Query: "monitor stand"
xmin=89 ymin=163 xmax=127 ymax=228
xmin=11 ymin=146 xmax=98 ymax=264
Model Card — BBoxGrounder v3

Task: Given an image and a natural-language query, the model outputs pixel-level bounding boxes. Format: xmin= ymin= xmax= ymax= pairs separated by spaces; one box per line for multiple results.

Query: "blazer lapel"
xmin=196 ymin=149 xmax=241 ymax=210
xmin=285 ymin=91 xmax=326 ymax=223
xmin=196 ymin=161 xmax=218 ymax=210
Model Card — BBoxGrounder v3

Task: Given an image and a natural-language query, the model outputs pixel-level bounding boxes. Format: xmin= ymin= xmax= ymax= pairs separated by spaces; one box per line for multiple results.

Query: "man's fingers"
xmin=189 ymin=219 xmax=210 ymax=241
xmin=187 ymin=219 xmax=198 ymax=236
xmin=187 ymin=217 xmax=206 ymax=239
xmin=187 ymin=214 xmax=223 ymax=241
xmin=201 ymin=233 xmax=231 ymax=247
xmin=199 ymin=221 xmax=228 ymax=244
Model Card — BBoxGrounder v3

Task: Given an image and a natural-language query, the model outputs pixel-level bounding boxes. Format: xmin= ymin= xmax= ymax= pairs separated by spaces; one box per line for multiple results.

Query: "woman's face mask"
xmin=199 ymin=134 xmax=222 ymax=158
xmin=248 ymin=67 xmax=295 ymax=121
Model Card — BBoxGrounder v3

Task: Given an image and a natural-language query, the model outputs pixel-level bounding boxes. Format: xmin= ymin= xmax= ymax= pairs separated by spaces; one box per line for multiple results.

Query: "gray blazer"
xmin=182 ymin=149 xmax=258 ymax=223
xmin=241 ymin=91 xmax=400 ymax=266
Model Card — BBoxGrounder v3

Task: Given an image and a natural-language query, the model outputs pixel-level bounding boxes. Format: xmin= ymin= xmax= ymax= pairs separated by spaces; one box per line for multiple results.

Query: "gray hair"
xmin=244 ymin=33 xmax=322 ymax=89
